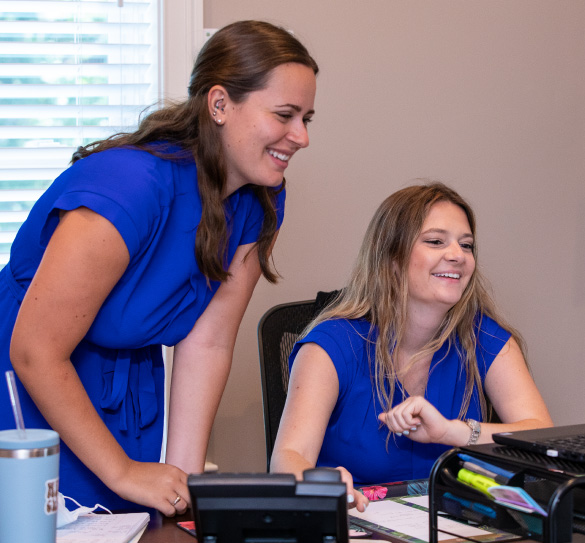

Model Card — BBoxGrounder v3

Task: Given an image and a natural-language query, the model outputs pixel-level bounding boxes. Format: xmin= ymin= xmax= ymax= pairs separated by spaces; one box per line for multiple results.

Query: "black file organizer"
xmin=429 ymin=443 xmax=585 ymax=543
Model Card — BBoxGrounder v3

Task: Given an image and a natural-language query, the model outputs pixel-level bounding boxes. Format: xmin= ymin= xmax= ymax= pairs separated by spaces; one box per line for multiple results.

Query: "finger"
xmin=177 ymin=472 xmax=191 ymax=509
xmin=170 ymin=493 xmax=185 ymax=513
xmin=159 ymin=499 xmax=177 ymax=517
xmin=335 ymin=466 xmax=358 ymax=507
xmin=177 ymin=496 xmax=190 ymax=514
xmin=162 ymin=490 xmax=185 ymax=517
xmin=381 ymin=410 xmax=419 ymax=437
xmin=386 ymin=406 xmax=407 ymax=434
xmin=378 ymin=411 xmax=399 ymax=431
xmin=176 ymin=489 xmax=191 ymax=514
xmin=354 ymin=490 xmax=369 ymax=513
xmin=378 ymin=411 xmax=391 ymax=428
xmin=396 ymin=398 xmax=426 ymax=428
xmin=402 ymin=400 xmax=424 ymax=425
xmin=402 ymin=412 xmax=422 ymax=430
xmin=346 ymin=492 xmax=356 ymax=509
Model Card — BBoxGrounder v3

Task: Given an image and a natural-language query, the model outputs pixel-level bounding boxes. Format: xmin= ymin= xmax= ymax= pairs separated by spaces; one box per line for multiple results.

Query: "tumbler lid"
xmin=0 ymin=429 xmax=59 ymax=449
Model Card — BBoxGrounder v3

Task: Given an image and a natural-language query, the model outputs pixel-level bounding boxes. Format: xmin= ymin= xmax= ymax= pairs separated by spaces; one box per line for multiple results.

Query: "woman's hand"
xmin=378 ymin=396 xmax=467 ymax=445
xmin=109 ymin=460 xmax=190 ymax=517
xmin=335 ymin=466 xmax=369 ymax=513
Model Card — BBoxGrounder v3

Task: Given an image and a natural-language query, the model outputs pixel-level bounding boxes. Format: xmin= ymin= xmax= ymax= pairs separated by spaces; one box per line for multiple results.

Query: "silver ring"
xmin=172 ymin=495 xmax=181 ymax=507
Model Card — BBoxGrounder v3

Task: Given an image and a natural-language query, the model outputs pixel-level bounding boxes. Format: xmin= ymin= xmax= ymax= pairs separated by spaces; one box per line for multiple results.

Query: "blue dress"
xmin=289 ymin=316 xmax=510 ymax=484
xmin=0 ymin=147 xmax=285 ymax=510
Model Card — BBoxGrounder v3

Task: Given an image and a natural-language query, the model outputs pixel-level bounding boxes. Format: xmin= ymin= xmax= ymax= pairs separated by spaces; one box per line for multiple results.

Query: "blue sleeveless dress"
xmin=290 ymin=316 xmax=510 ymax=484
xmin=0 ymin=147 xmax=285 ymax=510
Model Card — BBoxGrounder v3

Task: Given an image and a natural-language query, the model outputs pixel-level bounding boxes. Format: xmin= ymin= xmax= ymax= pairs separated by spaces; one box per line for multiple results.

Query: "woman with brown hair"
xmin=271 ymin=182 xmax=552 ymax=512
xmin=0 ymin=20 xmax=318 ymax=514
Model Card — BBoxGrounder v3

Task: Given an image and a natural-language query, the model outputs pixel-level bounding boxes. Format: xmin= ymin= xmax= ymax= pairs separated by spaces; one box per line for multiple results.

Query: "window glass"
xmin=0 ymin=0 xmax=160 ymax=265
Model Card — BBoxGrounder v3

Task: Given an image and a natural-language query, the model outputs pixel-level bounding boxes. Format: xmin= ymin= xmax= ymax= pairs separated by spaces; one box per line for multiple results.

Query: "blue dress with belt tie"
xmin=0 ymin=147 xmax=286 ymax=510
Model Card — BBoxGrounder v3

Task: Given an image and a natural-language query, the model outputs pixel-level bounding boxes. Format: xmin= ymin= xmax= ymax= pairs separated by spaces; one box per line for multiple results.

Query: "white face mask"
xmin=57 ymin=492 xmax=112 ymax=528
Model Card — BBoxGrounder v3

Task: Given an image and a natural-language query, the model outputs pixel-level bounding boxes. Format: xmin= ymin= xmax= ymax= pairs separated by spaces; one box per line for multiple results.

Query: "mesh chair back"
xmin=257 ymin=291 xmax=341 ymax=471
xmin=257 ymin=300 xmax=316 ymax=471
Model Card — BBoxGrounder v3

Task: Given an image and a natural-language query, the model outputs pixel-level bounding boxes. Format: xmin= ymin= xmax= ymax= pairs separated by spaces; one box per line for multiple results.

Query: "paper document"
xmin=56 ymin=512 xmax=150 ymax=543
xmin=351 ymin=495 xmax=518 ymax=543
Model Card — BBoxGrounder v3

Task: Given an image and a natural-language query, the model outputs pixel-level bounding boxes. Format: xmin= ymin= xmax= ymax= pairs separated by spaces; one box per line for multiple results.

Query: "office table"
xmin=138 ymin=510 xmax=402 ymax=542
xmin=137 ymin=479 xmax=420 ymax=542
xmin=135 ymin=479 xmax=469 ymax=543
xmin=137 ymin=509 xmax=585 ymax=543
xmin=139 ymin=509 xmax=422 ymax=543
xmin=139 ymin=511 xmax=193 ymax=542
xmin=139 ymin=510 xmax=585 ymax=543
xmin=139 ymin=512 xmax=401 ymax=542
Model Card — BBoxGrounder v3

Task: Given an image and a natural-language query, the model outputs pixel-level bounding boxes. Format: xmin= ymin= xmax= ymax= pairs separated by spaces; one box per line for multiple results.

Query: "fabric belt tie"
xmin=1 ymin=263 xmax=158 ymax=438
xmin=100 ymin=347 xmax=158 ymax=437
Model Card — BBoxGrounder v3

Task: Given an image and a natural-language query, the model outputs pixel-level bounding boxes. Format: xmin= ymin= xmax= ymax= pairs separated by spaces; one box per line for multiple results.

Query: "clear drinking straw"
xmin=5 ymin=370 xmax=26 ymax=439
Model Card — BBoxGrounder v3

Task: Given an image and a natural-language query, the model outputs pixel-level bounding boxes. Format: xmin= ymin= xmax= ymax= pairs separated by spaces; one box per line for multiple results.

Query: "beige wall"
xmin=200 ymin=1 xmax=585 ymax=472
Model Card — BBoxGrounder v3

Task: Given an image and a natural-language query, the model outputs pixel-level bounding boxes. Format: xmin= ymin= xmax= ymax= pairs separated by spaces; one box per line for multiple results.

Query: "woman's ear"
xmin=207 ymin=85 xmax=227 ymax=125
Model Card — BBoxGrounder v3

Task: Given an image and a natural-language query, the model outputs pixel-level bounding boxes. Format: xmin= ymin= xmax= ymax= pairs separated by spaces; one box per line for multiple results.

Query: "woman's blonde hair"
xmin=306 ymin=182 xmax=524 ymax=421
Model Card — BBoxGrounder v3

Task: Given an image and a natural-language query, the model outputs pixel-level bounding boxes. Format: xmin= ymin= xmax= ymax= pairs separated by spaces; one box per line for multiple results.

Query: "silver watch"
xmin=465 ymin=418 xmax=481 ymax=446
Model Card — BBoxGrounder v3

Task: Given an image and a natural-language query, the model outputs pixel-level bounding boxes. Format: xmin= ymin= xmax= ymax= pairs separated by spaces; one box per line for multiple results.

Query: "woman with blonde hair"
xmin=271 ymin=182 xmax=552 ymax=512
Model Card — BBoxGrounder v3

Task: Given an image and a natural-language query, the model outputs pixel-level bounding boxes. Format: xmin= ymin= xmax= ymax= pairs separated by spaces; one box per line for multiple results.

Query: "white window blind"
xmin=0 ymin=0 xmax=161 ymax=266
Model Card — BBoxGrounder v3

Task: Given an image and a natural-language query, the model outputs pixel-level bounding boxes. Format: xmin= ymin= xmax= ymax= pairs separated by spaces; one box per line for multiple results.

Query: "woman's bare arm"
xmin=379 ymin=337 xmax=553 ymax=446
xmin=10 ymin=208 xmax=189 ymax=515
xmin=165 ymin=239 xmax=275 ymax=475
xmin=271 ymin=343 xmax=369 ymax=512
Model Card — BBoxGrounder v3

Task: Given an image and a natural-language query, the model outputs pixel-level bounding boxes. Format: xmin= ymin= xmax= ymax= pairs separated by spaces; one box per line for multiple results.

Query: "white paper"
xmin=56 ymin=512 xmax=150 ymax=543
xmin=351 ymin=499 xmax=492 ymax=542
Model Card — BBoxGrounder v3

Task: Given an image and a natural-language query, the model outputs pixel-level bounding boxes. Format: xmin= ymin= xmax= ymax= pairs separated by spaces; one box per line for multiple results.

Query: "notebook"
xmin=492 ymin=424 xmax=585 ymax=462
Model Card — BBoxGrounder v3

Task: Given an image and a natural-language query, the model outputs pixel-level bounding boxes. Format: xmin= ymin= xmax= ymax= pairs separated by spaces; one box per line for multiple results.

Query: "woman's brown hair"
xmin=71 ymin=20 xmax=318 ymax=282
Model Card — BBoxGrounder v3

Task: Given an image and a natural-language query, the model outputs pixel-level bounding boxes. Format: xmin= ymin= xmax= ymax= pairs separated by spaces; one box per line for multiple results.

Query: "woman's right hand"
xmin=335 ymin=466 xmax=369 ymax=513
xmin=109 ymin=460 xmax=190 ymax=517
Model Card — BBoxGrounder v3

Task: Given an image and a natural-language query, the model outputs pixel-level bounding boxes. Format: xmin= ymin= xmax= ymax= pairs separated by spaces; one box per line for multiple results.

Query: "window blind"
xmin=0 ymin=0 xmax=161 ymax=265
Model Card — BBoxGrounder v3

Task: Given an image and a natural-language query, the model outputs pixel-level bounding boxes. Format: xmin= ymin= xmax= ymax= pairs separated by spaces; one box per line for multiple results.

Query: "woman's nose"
xmin=288 ymin=121 xmax=310 ymax=149
xmin=445 ymin=242 xmax=464 ymax=262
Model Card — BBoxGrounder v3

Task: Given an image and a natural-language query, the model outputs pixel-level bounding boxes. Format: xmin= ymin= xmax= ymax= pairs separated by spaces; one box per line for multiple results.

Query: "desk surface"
xmin=139 ymin=512 xmax=585 ymax=543
xmin=138 ymin=510 xmax=585 ymax=543
xmin=140 ymin=512 xmax=194 ymax=543
xmin=138 ymin=480 xmax=425 ymax=543
xmin=138 ymin=511 xmax=400 ymax=543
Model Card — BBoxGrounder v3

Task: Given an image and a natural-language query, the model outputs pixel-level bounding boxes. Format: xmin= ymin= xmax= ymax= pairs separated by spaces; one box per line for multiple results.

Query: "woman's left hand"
xmin=378 ymin=396 xmax=458 ymax=444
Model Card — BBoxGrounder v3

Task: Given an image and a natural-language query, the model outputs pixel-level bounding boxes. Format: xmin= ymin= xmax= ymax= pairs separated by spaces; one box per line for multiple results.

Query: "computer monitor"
xmin=188 ymin=469 xmax=349 ymax=543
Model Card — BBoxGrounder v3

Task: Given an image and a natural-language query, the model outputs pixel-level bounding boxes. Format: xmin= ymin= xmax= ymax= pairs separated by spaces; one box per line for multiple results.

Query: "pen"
xmin=457 ymin=468 xmax=498 ymax=496
xmin=457 ymin=453 xmax=515 ymax=480
xmin=444 ymin=492 xmax=497 ymax=519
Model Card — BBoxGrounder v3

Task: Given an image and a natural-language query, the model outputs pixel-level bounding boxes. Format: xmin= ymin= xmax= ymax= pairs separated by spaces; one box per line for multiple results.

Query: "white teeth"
xmin=268 ymin=149 xmax=290 ymax=161
xmin=433 ymin=273 xmax=460 ymax=279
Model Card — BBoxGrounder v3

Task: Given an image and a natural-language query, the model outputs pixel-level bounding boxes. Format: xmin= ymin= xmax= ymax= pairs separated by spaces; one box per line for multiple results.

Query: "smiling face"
xmin=406 ymin=200 xmax=476 ymax=317
xmin=216 ymin=62 xmax=316 ymax=196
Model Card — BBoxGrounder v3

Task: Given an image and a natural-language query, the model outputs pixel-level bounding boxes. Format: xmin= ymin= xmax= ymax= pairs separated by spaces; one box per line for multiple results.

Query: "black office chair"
xmin=257 ymin=291 xmax=340 ymax=472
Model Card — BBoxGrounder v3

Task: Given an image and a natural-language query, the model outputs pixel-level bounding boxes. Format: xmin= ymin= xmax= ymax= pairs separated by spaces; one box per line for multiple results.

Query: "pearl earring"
xmin=213 ymin=99 xmax=224 ymax=121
